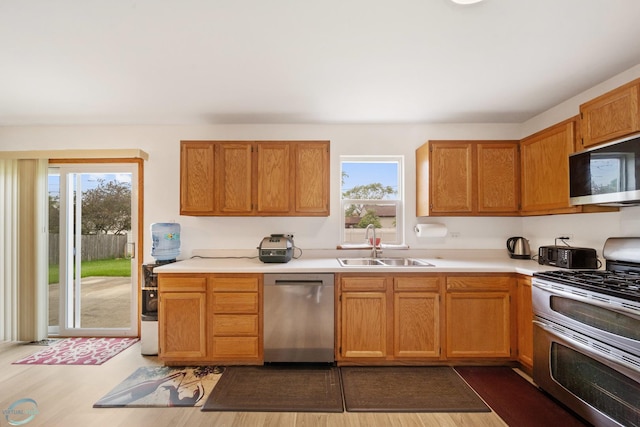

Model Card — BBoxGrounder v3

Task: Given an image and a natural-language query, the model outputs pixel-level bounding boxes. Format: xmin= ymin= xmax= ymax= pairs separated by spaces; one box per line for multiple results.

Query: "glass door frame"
xmin=49 ymin=160 xmax=141 ymax=337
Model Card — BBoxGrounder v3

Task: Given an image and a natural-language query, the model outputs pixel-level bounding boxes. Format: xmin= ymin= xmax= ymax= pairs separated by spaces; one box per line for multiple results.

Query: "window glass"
xmin=340 ymin=156 xmax=403 ymax=245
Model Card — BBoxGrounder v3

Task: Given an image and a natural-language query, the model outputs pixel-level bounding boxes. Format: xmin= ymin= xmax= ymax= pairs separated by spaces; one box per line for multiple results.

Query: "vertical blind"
xmin=0 ymin=158 xmax=48 ymax=342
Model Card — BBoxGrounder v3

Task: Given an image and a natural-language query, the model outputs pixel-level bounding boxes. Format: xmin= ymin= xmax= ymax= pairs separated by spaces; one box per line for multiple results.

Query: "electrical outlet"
xmin=450 ymin=231 xmax=460 ymax=238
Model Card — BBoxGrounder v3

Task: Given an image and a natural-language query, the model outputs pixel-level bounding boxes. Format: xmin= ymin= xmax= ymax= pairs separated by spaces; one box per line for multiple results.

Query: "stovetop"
xmin=534 ymin=269 xmax=640 ymax=302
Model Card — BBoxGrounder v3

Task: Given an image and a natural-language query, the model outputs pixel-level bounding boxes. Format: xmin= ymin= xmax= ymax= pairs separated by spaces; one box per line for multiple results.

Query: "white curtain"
xmin=0 ymin=158 xmax=48 ymax=342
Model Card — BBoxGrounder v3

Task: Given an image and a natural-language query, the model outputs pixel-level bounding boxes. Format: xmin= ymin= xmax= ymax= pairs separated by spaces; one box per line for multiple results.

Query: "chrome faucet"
xmin=365 ymin=224 xmax=381 ymax=258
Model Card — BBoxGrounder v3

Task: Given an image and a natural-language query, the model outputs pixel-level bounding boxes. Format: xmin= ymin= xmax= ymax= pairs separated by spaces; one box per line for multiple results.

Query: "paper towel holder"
xmin=414 ymin=223 xmax=448 ymax=238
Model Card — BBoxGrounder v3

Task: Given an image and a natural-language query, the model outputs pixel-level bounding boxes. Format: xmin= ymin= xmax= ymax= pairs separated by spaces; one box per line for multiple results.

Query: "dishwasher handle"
xmin=263 ymin=273 xmax=335 ymax=287
xmin=271 ymin=280 xmax=327 ymax=286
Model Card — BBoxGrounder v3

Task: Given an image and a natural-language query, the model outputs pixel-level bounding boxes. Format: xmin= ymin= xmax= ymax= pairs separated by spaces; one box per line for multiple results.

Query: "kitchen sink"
xmin=337 ymin=257 xmax=434 ymax=267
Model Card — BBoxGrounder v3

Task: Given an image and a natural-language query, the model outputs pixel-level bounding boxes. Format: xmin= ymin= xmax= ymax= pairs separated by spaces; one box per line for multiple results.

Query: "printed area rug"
xmin=340 ymin=366 xmax=490 ymax=413
xmin=13 ymin=337 xmax=138 ymax=365
xmin=455 ymin=366 xmax=588 ymax=426
xmin=202 ymin=365 xmax=344 ymax=412
xmin=94 ymin=366 xmax=222 ymax=408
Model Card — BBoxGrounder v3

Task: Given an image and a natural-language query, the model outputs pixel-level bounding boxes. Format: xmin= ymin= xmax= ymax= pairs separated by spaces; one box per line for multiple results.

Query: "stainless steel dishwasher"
xmin=263 ymin=273 xmax=334 ymax=363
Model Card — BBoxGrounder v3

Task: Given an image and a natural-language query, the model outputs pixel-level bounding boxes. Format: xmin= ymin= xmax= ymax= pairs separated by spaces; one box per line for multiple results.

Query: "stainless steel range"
xmin=532 ymin=237 xmax=640 ymax=427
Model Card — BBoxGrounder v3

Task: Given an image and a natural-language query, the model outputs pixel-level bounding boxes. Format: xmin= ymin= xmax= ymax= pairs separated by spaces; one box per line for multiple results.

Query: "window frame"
xmin=339 ymin=155 xmax=404 ymax=246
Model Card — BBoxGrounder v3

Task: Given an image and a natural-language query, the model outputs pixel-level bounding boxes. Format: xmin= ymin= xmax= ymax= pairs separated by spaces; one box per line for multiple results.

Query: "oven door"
xmin=532 ymin=279 xmax=640 ymax=356
xmin=533 ymin=320 xmax=640 ymax=427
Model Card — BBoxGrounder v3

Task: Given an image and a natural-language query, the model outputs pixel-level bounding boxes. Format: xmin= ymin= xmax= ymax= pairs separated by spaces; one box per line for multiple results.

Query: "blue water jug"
xmin=151 ymin=223 xmax=181 ymax=261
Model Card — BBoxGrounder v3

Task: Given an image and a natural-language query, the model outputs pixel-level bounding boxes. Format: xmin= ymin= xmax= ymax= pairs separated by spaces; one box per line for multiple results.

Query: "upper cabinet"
xmin=579 ymin=78 xmax=640 ymax=150
xmin=180 ymin=140 xmax=330 ymax=216
xmin=416 ymin=140 xmax=519 ymax=216
xmin=520 ymin=118 xmax=578 ymax=214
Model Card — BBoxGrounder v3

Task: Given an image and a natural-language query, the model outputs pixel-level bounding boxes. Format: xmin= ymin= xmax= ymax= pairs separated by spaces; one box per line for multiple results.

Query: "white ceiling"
xmin=2 ymin=0 xmax=640 ymax=126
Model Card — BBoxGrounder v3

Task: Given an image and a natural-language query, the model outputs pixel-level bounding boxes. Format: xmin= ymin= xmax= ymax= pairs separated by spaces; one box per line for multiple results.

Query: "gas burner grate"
xmin=534 ymin=269 xmax=640 ymax=301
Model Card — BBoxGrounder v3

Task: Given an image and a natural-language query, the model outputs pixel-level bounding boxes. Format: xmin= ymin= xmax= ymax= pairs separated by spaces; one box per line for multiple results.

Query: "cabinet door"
xmin=477 ymin=142 xmax=519 ymax=213
xmin=180 ymin=142 xmax=215 ymax=215
xmin=340 ymin=292 xmax=387 ymax=359
xmin=445 ymin=291 xmax=511 ymax=358
xmin=430 ymin=142 xmax=474 ymax=214
xmin=256 ymin=142 xmax=292 ymax=214
xmin=394 ymin=292 xmax=440 ymax=358
xmin=159 ymin=292 xmax=207 ymax=359
xmin=217 ymin=143 xmax=253 ymax=214
xmin=580 ymin=80 xmax=640 ymax=149
xmin=516 ymin=277 xmax=533 ymax=369
xmin=295 ymin=142 xmax=330 ymax=215
xmin=520 ymin=120 xmax=576 ymax=213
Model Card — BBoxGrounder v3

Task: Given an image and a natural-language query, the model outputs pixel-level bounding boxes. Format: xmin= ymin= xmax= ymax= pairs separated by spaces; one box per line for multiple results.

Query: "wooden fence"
xmin=49 ymin=234 xmax=128 ymax=263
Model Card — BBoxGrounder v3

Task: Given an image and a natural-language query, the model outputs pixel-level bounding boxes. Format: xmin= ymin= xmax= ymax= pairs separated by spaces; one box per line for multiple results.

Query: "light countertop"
xmin=153 ymin=249 xmax=561 ymax=276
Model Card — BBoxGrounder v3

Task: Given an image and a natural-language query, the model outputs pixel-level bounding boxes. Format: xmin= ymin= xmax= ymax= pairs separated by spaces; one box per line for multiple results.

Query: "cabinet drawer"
xmin=212 ymin=336 xmax=259 ymax=358
xmin=446 ymin=276 xmax=512 ymax=291
xmin=213 ymin=314 xmax=258 ymax=336
xmin=211 ymin=276 xmax=259 ymax=292
xmin=342 ymin=276 xmax=387 ymax=291
xmin=159 ymin=275 xmax=207 ymax=292
xmin=394 ymin=276 xmax=440 ymax=291
xmin=212 ymin=292 xmax=259 ymax=313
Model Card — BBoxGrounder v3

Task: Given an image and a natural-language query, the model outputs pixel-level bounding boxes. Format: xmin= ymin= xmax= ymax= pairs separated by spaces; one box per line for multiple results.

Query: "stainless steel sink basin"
xmin=337 ymin=257 xmax=434 ymax=267
xmin=337 ymin=258 xmax=384 ymax=266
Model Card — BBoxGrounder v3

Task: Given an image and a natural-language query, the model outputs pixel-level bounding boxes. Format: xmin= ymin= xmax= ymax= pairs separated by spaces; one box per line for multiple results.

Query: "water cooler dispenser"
xmin=141 ymin=223 xmax=180 ymax=355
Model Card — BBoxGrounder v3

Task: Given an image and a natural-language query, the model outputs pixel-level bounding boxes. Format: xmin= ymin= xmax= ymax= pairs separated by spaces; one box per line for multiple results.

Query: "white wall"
xmin=0 ymin=123 xmax=524 ymax=262
xmin=2 ymin=64 xmax=640 ymax=262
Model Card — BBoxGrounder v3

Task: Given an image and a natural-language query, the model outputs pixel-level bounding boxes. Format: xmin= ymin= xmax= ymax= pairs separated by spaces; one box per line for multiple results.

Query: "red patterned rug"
xmin=13 ymin=337 xmax=139 ymax=365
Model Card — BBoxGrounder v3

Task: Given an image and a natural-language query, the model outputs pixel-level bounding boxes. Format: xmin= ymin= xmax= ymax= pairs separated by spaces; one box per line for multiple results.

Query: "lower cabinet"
xmin=338 ymin=273 xmax=519 ymax=364
xmin=338 ymin=274 xmax=442 ymax=363
xmin=158 ymin=273 xmax=262 ymax=365
xmin=158 ymin=275 xmax=208 ymax=361
xmin=516 ymin=276 xmax=534 ymax=369
xmin=394 ymin=276 xmax=441 ymax=358
xmin=210 ymin=275 xmax=262 ymax=362
xmin=445 ymin=275 xmax=514 ymax=359
xmin=339 ymin=276 xmax=389 ymax=359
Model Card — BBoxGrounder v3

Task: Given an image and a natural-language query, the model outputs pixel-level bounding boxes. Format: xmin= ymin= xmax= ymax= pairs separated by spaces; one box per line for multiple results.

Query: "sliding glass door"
xmin=48 ymin=163 xmax=138 ymax=337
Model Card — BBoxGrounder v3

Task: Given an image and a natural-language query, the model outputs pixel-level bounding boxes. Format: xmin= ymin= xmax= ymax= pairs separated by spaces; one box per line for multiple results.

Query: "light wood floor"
xmin=0 ymin=341 xmax=508 ymax=427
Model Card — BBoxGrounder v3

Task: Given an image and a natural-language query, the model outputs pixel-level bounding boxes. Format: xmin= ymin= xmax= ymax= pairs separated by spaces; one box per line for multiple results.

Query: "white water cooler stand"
xmin=140 ymin=320 xmax=158 ymax=355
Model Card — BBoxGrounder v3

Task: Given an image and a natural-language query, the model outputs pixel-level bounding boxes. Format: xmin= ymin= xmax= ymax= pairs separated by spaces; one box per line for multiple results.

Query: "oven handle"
xmin=533 ymin=319 xmax=640 ymax=373
xmin=532 ymin=282 xmax=640 ymax=319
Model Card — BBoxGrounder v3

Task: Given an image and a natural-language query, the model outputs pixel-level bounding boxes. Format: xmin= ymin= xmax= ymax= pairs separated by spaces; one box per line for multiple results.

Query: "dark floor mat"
xmin=455 ymin=366 xmax=589 ymax=427
xmin=340 ymin=366 xmax=490 ymax=412
xmin=201 ymin=365 xmax=343 ymax=412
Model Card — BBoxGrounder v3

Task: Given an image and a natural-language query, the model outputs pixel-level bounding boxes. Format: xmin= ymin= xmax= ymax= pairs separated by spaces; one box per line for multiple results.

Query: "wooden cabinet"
xmin=445 ymin=275 xmax=514 ymax=359
xmin=339 ymin=276 xmax=389 ymax=359
xmin=580 ymin=78 xmax=640 ymax=149
xmin=158 ymin=273 xmax=262 ymax=365
xmin=416 ymin=140 xmax=519 ymax=216
xmin=516 ymin=276 xmax=533 ymax=370
xmin=210 ymin=275 xmax=262 ymax=362
xmin=158 ymin=275 xmax=208 ymax=361
xmin=217 ymin=143 xmax=253 ymax=214
xmin=520 ymin=118 xmax=579 ymax=214
xmin=180 ymin=143 xmax=215 ymax=215
xmin=393 ymin=276 xmax=441 ymax=359
xmin=338 ymin=274 xmax=442 ymax=362
xmin=477 ymin=143 xmax=520 ymax=213
xmin=180 ymin=140 xmax=329 ymax=216
xmin=294 ymin=142 xmax=330 ymax=214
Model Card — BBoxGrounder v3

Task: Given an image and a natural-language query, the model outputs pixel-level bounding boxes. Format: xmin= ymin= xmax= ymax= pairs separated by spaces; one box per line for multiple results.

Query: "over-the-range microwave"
xmin=569 ymin=134 xmax=640 ymax=206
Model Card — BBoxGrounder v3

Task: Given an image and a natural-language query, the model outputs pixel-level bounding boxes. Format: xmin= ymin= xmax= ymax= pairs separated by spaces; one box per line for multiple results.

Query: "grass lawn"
xmin=49 ymin=258 xmax=131 ymax=284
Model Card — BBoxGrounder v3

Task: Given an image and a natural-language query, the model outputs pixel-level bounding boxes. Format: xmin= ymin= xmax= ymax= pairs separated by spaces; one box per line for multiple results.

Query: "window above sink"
xmin=340 ymin=155 xmax=404 ymax=247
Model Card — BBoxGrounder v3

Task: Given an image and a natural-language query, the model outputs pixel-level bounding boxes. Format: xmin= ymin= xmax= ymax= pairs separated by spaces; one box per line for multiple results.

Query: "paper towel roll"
xmin=414 ymin=223 xmax=448 ymax=238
